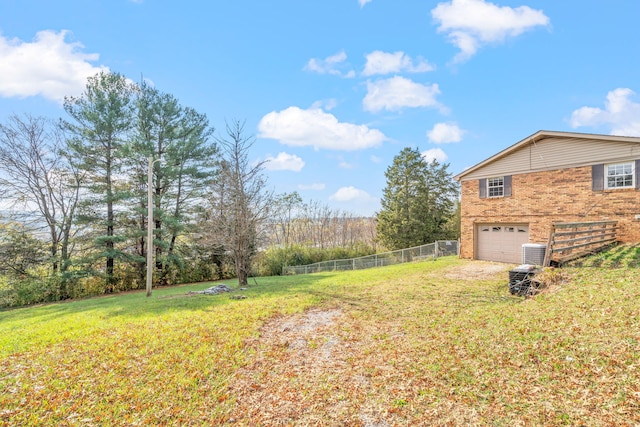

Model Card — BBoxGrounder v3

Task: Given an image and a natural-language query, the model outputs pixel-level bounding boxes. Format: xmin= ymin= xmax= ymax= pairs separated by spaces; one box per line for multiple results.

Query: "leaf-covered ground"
xmin=1 ymin=257 xmax=639 ymax=426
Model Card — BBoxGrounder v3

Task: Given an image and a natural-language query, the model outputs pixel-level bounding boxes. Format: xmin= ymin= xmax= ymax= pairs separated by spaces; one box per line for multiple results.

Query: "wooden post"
xmin=542 ymin=224 xmax=555 ymax=267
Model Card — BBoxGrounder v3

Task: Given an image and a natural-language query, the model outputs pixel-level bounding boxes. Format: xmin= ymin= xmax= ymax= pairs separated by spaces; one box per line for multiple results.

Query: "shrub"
xmin=177 ymin=260 xmax=222 ymax=284
xmin=0 ymin=277 xmax=15 ymax=307
xmin=1 ymin=277 xmax=60 ymax=307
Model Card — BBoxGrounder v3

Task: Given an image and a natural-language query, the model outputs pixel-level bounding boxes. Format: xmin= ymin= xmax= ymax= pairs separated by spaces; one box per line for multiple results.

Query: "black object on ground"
xmin=508 ymin=264 xmax=539 ymax=296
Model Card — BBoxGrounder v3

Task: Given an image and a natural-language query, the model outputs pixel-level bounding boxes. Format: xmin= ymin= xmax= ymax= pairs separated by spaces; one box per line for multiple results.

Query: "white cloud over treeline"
xmin=427 ymin=122 xmax=465 ymax=144
xmin=258 ymin=106 xmax=387 ymax=151
xmin=264 ymin=152 xmax=305 ymax=172
xmin=0 ymin=30 xmax=108 ymax=102
xmin=422 ymin=148 xmax=448 ymax=163
xmin=330 ymin=186 xmax=373 ymax=203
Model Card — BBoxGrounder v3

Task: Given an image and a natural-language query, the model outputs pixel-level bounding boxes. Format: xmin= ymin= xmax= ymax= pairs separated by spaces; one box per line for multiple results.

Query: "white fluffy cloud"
xmin=362 ymin=51 xmax=435 ymax=76
xmin=0 ymin=30 xmax=108 ymax=102
xmin=570 ymin=88 xmax=640 ymax=136
xmin=258 ymin=106 xmax=387 ymax=151
xmin=329 ymin=186 xmax=380 ymax=216
xmin=363 ymin=76 xmax=443 ymax=113
xmin=330 ymin=186 xmax=374 ymax=202
xmin=432 ymin=0 xmax=550 ymax=63
xmin=304 ymin=51 xmax=355 ymax=78
xmin=422 ymin=148 xmax=448 ymax=163
xmin=264 ymin=152 xmax=305 ymax=172
xmin=359 ymin=0 xmax=372 ymax=7
xmin=427 ymin=122 xmax=465 ymax=143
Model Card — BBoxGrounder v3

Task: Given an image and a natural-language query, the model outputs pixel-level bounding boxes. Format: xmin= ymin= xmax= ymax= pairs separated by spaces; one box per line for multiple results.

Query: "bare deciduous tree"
xmin=262 ymin=196 xmax=378 ymax=250
xmin=270 ymin=192 xmax=303 ymax=247
xmin=205 ymin=120 xmax=272 ymax=287
xmin=0 ymin=222 xmax=48 ymax=278
xmin=0 ymin=114 xmax=81 ymax=296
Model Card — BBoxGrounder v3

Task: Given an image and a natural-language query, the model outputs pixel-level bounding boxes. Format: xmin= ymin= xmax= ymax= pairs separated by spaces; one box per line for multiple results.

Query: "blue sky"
xmin=1 ymin=0 xmax=640 ymax=216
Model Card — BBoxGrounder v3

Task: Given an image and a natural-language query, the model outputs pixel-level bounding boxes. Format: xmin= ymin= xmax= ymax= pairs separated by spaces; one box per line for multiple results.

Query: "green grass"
xmin=1 ymin=257 xmax=639 ymax=426
xmin=565 ymin=242 xmax=640 ymax=268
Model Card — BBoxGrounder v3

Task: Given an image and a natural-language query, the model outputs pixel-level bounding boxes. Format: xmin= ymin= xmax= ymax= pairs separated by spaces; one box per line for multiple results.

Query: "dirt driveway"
xmin=227 ymin=262 xmax=510 ymax=426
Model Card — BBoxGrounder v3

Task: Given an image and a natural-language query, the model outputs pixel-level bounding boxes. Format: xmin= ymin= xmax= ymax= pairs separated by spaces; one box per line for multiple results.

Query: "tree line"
xmin=265 ymin=192 xmax=377 ymax=250
xmin=0 ymin=72 xmax=460 ymax=307
xmin=0 ymin=72 xmax=263 ymax=305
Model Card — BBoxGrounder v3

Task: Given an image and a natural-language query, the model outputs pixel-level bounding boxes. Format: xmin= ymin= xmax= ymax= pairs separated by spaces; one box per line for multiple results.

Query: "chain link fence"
xmin=282 ymin=240 xmax=459 ymax=275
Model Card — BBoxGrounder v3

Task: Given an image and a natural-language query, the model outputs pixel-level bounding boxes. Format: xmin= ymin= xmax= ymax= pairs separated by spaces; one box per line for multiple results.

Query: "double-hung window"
xmin=479 ymin=175 xmax=512 ymax=198
xmin=605 ymin=162 xmax=634 ymax=189
xmin=487 ymin=177 xmax=504 ymax=197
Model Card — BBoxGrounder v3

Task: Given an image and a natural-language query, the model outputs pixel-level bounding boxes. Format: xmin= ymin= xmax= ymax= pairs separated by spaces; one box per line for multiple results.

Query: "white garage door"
xmin=476 ymin=224 xmax=529 ymax=263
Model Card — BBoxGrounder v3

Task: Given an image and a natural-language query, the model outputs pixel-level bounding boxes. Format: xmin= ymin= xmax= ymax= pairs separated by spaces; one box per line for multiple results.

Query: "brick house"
xmin=453 ymin=130 xmax=640 ymax=263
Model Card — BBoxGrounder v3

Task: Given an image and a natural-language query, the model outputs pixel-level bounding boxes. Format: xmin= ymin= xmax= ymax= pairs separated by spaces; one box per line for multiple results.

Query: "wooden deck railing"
xmin=543 ymin=220 xmax=618 ymax=266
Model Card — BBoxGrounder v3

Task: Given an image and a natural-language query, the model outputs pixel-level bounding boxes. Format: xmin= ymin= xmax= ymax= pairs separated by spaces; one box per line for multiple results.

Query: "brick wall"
xmin=459 ymin=165 xmax=640 ymax=259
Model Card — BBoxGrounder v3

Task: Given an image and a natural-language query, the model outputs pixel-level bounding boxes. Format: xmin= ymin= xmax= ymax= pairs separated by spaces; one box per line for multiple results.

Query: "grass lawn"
xmin=565 ymin=243 xmax=640 ymax=268
xmin=1 ymin=256 xmax=639 ymax=426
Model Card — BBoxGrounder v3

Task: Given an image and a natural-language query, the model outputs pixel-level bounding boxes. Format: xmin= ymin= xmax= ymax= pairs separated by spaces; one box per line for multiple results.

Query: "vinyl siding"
xmin=460 ymin=137 xmax=640 ymax=180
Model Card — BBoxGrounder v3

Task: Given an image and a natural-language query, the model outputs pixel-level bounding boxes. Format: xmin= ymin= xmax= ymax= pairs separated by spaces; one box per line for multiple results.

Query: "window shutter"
xmin=504 ymin=175 xmax=512 ymax=197
xmin=592 ymin=164 xmax=604 ymax=191
xmin=479 ymin=179 xmax=487 ymax=198
xmin=636 ymin=160 xmax=640 ymax=190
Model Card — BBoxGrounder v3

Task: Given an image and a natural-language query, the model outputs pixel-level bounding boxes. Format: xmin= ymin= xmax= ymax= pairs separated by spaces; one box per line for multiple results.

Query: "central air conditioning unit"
xmin=522 ymin=243 xmax=546 ymax=265
xmin=508 ymin=264 xmax=539 ymax=296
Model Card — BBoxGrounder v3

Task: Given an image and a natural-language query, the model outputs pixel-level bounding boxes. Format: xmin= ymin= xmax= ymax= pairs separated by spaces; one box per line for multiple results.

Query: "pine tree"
xmin=128 ymin=81 xmax=217 ymax=285
xmin=376 ymin=147 xmax=458 ymax=250
xmin=62 ymin=72 xmax=135 ymax=292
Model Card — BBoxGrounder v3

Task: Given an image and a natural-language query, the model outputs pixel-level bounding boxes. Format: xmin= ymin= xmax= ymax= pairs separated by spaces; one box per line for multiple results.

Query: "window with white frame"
xmin=487 ymin=177 xmax=504 ymax=197
xmin=606 ymin=162 xmax=634 ymax=189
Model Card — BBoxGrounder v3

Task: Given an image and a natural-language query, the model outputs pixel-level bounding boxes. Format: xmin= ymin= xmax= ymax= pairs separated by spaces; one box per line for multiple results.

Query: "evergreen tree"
xmin=62 ymin=72 xmax=136 ymax=292
xmin=128 ymin=81 xmax=217 ymax=286
xmin=376 ymin=147 xmax=458 ymax=250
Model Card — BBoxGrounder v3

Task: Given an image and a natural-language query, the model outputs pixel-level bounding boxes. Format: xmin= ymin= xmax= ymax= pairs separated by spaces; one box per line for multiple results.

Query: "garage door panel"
xmin=476 ymin=224 xmax=529 ymax=263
